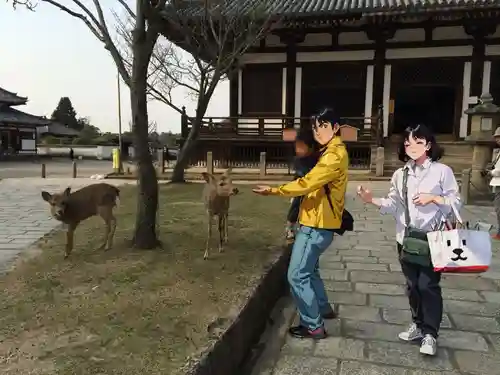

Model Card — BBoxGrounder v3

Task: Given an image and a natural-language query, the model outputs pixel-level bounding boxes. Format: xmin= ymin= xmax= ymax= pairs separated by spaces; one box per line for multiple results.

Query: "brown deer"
xmin=202 ymin=169 xmax=239 ymax=260
xmin=41 ymin=183 xmax=120 ymax=259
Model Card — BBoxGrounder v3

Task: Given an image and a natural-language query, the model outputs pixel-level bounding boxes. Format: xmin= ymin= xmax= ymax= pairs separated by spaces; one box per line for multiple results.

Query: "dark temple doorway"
xmin=390 ymin=58 xmax=463 ymax=138
xmin=392 ymin=85 xmax=457 ymax=135
xmin=301 ymin=62 xmax=367 ymax=123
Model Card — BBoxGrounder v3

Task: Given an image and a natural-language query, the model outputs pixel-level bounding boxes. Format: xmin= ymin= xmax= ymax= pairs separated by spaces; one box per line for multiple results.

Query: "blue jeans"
xmin=287 ymin=225 xmax=334 ymax=330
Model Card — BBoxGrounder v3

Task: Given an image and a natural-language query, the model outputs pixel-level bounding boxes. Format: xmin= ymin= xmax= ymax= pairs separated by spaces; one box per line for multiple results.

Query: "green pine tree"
xmin=51 ymin=97 xmax=82 ymax=130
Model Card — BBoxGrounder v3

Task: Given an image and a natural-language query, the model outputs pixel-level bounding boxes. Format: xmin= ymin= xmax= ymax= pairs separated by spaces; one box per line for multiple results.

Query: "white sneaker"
xmin=419 ymin=334 xmax=437 ymax=356
xmin=398 ymin=323 xmax=423 ymax=341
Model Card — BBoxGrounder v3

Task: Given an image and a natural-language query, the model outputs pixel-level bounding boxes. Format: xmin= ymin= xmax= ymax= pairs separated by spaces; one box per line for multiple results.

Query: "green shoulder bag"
xmin=401 ymin=168 xmax=432 ymax=267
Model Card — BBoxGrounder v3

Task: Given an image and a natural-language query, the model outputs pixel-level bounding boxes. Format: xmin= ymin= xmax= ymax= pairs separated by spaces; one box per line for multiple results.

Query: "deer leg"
xmin=218 ymin=215 xmax=224 ymax=253
xmin=106 ymin=213 xmax=117 ymax=251
xmin=97 ymin=206 xmax=111 ymax=250
xmin=65 ymin=224 xmax=76 ymax=259
xmin=204 ymin=214 xmax=212 ymax=260
xmin=223 ymin=214 xmax=228 ymax=243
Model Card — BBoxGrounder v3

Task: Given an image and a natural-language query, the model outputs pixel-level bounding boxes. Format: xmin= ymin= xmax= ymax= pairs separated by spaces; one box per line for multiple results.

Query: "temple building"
xmin=0 ymin=87 xmax=50 ymax=157
xmin=163 ymin=0 xmax=500 ymax=173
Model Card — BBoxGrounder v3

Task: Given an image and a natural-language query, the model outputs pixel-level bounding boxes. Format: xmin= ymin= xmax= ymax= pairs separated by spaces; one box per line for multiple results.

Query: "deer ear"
xmin=41 ymin=191 xmax=51 ymax=202
xmin=201 ymin=172 xmax=214 ymax=183
xmin=222 ymin=168 xmax=232 ymax=176
xmin=63 ymin=187 xmax=71 ymax=197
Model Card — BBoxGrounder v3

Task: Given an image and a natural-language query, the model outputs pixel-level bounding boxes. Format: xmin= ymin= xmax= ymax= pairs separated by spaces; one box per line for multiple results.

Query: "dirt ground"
xmin=0 ymin=183 xmax=288 ymax=375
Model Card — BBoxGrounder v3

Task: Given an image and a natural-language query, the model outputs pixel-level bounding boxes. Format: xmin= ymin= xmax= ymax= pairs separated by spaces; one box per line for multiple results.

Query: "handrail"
xmin=179 ymin=106 xmax=384 ymax=141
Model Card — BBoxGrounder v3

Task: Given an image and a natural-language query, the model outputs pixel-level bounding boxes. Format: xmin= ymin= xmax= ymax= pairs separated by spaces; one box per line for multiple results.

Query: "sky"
xmin=0 ymin=1 xmax=229 ymax=134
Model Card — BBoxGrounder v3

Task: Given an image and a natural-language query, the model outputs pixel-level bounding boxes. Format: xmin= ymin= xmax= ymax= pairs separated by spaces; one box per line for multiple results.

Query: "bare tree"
xmin=115 ymin=1 xmax=281 ymax=182
xmin=9 ymin=0 xmax=165 ymax=249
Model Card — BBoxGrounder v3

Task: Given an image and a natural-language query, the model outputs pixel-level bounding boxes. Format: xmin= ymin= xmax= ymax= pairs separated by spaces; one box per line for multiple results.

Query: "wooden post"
xmin=41 ymin=163 xmax=46 ymax=178
xmin=206 ymin=151 xmax=214 ymax=175
xmin=72 ymin=161 xmax=77 ymax=178
xmin=259 ymin=152 xmax=266 ymax=178
xmin=376 ymin=105 xmax=384 ymax=147
xmin=158 ymin=149 xmax=165 ymax=174
xmin=461 ymin=168 xmax=471 ymax=205
xmin=375 ymin=147 xmax=385 ymax=177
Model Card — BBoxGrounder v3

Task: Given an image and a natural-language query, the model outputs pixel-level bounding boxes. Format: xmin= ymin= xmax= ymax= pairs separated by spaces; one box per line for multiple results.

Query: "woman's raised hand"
xmin=357 ymin=185 xmax=373 ymax=204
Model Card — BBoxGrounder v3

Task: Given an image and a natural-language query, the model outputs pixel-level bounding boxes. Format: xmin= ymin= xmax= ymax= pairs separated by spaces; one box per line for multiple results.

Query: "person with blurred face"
xmin=285 ymin=128 xmax=319 ymax=243
xmin=253 ymin=108 xmax=348 ymax=340
xmin=357 ymin=124 xmax=460 ymax=356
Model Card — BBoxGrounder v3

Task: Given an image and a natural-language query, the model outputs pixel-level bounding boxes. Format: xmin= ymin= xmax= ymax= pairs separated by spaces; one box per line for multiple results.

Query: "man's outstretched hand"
xmin=252 ymin=185 xmax=272 ymax=195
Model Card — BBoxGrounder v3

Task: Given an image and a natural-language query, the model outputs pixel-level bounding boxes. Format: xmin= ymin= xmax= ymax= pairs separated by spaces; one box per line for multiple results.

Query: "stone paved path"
xmin=268 ymin=182 xmax=500 ymax=375
xmin=0 ymin=178 xmax=136 ymax=272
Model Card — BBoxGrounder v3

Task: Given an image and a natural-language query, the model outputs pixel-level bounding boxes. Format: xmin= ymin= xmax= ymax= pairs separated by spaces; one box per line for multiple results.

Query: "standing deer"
xmin=202 ymin=169 xmax=239 ymax=259
xmin=41 ymin=183 xmax=120 ymax=259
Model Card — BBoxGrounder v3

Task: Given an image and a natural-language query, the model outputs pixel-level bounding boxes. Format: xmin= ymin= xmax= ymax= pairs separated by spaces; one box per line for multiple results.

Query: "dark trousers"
xmin=397 ymin=243 xmax=443 ymax=338
xmin=287 ymin=196 xmax=303 ymax=223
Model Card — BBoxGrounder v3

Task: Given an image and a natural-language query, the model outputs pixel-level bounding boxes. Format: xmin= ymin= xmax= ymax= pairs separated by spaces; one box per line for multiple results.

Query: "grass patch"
xmin=0 ymin=184 xmax=288 ymax=375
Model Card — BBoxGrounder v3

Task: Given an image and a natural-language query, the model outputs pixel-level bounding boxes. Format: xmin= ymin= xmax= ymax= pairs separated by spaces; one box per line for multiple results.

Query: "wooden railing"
xmin=180 ymin=105 xmax=384 ymax=144
xmin=187 ymin=141 xmax=373 ymax=170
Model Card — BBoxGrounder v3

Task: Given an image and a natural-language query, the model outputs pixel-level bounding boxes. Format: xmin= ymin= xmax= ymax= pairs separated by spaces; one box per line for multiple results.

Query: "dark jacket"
xmin=293 ymin=152 xmax=319 ymax=179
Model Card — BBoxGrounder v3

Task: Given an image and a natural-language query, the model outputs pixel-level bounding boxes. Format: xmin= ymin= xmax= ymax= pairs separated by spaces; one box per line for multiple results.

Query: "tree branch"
xmin=41 ymin=0 xmax=105 ymax=42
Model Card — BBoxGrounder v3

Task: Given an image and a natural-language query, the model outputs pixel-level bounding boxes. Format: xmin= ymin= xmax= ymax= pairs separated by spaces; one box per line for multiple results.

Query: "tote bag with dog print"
xmin=426 ymin=205 xmax=492 ymax=273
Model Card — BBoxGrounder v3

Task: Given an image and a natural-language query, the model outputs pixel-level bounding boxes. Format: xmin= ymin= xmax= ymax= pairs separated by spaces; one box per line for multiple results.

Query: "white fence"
xmin=36 ymin=146 xmax=123 ymax=160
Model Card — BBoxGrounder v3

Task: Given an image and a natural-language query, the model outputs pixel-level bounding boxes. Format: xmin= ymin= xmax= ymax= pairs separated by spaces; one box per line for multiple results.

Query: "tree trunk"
xmin=130 ymin=32 xmax=160 ymax=249
xmin=171 ymin=117 xmax=202 ymax=183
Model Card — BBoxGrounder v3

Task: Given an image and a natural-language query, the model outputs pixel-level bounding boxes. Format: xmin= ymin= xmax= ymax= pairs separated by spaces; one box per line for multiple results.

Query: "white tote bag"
xmin=426 ymin=205 xmax=492 ymax=273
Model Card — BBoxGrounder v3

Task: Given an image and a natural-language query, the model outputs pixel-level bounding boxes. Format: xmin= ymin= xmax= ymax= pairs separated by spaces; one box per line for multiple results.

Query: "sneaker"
xmin=419 ymin=334 xmax=437 ymax=356
xmin=288 ymin=325 xmax=327 ymax=340
xmin=398 ymin=323 xmax=423 ymax=342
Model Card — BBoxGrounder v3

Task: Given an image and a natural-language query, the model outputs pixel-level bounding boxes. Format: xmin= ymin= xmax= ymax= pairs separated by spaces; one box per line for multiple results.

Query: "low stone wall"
xmin=182 ymin=245 xmax=292 ymax=375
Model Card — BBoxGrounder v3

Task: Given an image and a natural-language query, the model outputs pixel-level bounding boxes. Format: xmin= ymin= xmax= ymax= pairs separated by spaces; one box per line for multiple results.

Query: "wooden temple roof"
xmin=0 ymin=107 xmax=51 ymax=127
xmin=0 ymin=87 xmax=27 ymax=106
xmin=165 ymin=0 xmax=500 ymax=18
xmin=0 ymin=86 xmax=52 ymax=127
xmin=37 ymin=122 xmax=81 ymax=136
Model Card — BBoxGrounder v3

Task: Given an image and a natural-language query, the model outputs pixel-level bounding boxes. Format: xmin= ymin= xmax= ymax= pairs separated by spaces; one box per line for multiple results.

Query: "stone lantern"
xmin=464 ymin=93 xmax=500 ymax=192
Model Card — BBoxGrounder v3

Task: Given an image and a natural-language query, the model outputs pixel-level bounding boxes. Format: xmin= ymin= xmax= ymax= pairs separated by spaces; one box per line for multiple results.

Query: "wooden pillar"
xmin=229 ymin=70 xmax=239 ymax=118
xmin=279 ymin=30 xmax=304 ymax=128
xmin=285 ymin=44 xmax=297 ymax=124
xmin=464 ymin=21 xmax=497 ymax=136
xmin=366 ymin=25 xmax=395 ymax=139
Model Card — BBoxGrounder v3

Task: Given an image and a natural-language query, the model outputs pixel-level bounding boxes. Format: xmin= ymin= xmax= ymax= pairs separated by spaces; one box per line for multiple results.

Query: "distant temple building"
xmin=0 ymin=87 xmax=50 ymax=157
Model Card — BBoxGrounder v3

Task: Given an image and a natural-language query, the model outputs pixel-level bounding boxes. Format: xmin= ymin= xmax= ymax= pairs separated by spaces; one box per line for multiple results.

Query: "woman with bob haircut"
xmin=356 ymin=124 xmax=460 ymax=356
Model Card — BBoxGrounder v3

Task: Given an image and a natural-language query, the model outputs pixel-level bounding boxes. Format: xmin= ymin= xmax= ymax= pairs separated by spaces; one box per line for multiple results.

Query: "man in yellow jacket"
xmin=253 ymin=108 xmax=349 ymax=340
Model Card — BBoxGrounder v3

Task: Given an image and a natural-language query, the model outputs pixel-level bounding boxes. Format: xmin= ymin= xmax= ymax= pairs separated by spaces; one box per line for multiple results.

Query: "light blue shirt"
xmin=375 ymin=159 xmax=461 ymax=244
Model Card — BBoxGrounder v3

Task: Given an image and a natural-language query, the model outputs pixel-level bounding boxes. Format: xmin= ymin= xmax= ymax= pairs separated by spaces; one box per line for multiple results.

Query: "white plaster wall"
xmin=299 ymin=33 xmax=332 ymax=46
xmin=338 ymin=32 xmax=373 ymax=45
xmin=433 ymin=26 xmax=472 ymax=40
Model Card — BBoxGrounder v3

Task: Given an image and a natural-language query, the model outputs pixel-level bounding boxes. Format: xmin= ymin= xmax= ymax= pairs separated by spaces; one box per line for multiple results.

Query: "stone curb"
xmin=181 ymin=244 xmax=293 ymax=375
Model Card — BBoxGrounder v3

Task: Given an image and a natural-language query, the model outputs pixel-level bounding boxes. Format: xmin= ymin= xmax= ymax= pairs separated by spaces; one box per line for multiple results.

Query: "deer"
xmin=202 ymin=169 xmax=239 ymax=260
xmin=41 ymin=183 xmax=120 ymax=259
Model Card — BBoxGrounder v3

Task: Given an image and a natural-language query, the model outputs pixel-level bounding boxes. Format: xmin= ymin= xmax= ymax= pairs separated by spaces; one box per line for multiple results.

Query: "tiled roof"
xmin=0 ymin=107 xmax=51 ymax=126
xmin=37 ymin=122 xmax=81 ymax=136
xmin=0 ymin=87 xmax=27 ymax=106
xmin=168 ymin=0 xmax=500 ymax=18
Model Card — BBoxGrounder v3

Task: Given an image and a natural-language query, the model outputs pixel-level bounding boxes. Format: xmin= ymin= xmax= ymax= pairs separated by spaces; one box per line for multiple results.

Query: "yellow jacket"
xmin=270 ymin=136 xmax=348 ymax=229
